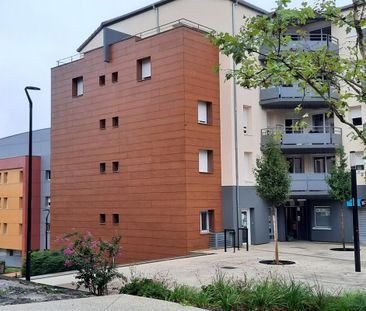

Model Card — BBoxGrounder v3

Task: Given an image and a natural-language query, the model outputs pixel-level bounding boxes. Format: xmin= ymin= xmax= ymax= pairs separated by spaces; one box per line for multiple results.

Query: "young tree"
xmin=210 ymin=0 xmax=366 ymax=144
xmin=326 ymin=147 xmax=352 ymax=250
xmin=254 ymin=138 xmax=291 ymax=264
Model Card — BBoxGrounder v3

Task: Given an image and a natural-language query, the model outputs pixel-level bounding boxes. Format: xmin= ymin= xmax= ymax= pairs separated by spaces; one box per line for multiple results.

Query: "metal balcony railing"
xmin=290 ymin=173 xmax=329 ymax=193
xmin=261 ymin=126 xmax=342 ymax=148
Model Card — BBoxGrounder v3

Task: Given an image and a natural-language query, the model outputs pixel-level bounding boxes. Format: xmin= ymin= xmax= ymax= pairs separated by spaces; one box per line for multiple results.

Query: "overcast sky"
xmin=0 ymin=0 xmax=350 ymax=139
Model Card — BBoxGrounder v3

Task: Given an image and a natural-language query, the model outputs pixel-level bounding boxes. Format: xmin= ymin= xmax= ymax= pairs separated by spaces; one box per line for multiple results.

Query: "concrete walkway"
xmin=33 ymin=242 xmax=366 ymax=292
xmin=0 ymin=295 xmax=205 ymax=311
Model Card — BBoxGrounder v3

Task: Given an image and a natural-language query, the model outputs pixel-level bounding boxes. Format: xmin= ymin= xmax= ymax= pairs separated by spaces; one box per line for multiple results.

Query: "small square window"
xmin=350 ymin=106 xmax=362 ymax=126
xmin=99 ymin=214 xmax=106 ymax=224
xmin=100 ymin=119 xmax=106 ymax=130
xmin=112 ymin=116 xmax=119 ymax=128
xmin=198 ymin=150 xmax=213 ymax=173
xmin=112 ymin=161 xmax=119 ymax=173
xmin=100 ymin=163 xmax=106 ymax=173
xmin=72 ymin=76 xmax=84 ymax=97
xmin=113 ymin=214 xmax=119 ymax=224
xmin=99 ymin=75 xmax=106 ymax=86
xmin=112 ymin=72 xmax=118 ymax=83
xmin=45 ymin=170 xmax=51 ymax=180
xmin=314 ymin=207 xmax=331 ymax=229
xmin=137 ymin=57 xmax=151 ymax=81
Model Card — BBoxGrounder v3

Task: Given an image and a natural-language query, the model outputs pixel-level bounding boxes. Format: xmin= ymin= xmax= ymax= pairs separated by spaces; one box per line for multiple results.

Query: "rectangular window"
xmin=243 ymin=152 xmax=253 ymax=180
xmin=137 ymin=57 xmax=151 ymax=81
xmin=19 ymin=171 xmax=23 ymax=183
xmin=112 ymin=116 xmax=119 ymax=128
xmin=99 ymin=214 xmax=106 ymax=224
xmin=0 ymin=173 xmax=2 ymax=184
xmin=350 ymin=106 xmax=362 ymax=126
xmin=287 ymin=157 xmax=303 ymax=173
xmin=200 ymin=210 xmax=214 ymax=233
xmin=19 ymin=197 xmax=23 ymax=209
xmin=112 ymin=161 xmax=119 ymax=173
xmin=2 ymin=223 xmax=7 ymax=235
xmin=112 ymin=214 xmax=119 ymax=225
xmin=199 ymin=150 xmax=213 ymax=173
xmin=314 ymin=207 xmax=331 ymax=229
xmin=99 ymin=75 xmax=106 ymax=86
xmin=197 ymin=101 xmax=212 ymax=125
xmin=314 ymin=156 xmax=335 ymax=173
xmin=99 ymin=163 xmax=106 ymax=174
xmin=350 ymin=151 xmax=364 ymax=170
xmin=3 ymin=172 xmax=7 ymax=184
xmin=72 ymin=76 xmax=84 ymax=97
xmin=99 ymin=119 xmax=106 ymax=130
xmin=46 ymin=196 xmax=51 ymax=208
xmin=3 ymin=198 xmax=7 ymax=209
xmin=45 ymin=170 xmax=51 ymax=180
xmin=112 ymin=72 xmax=118 ymax=83
xmin=19 ymin=224 xmax=23 ymax=235
xmin=243 ymin=106 xmax=252 ymax=134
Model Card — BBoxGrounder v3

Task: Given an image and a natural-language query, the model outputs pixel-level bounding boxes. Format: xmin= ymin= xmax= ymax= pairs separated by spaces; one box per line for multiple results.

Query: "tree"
xmin=326 ymin=147 xmax=352 ymax=250
xmin=210 ymin=0 xmax=366 ymax=144
xmin=254 ymin=138 xmax=291 ymax=264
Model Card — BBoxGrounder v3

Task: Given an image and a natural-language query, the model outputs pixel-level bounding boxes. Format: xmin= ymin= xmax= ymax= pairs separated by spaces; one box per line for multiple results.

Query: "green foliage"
xmin=119 ymin=274 xmax=366 ymax=311
xmin=120 ymin=278 xmax=171 ymax=300
xmin=5 ymin=267 xmax=21 ymax=274
xmin=60 ymin=232 xmax=122 ymax=296
xmin=210 ymin=0 xmax=366 ymax=145
xmin=254 ymin=138 xmax=291 ymax=206
xmin=326 ymin=147 xmax=352 ymax=203
xmin=21 ymin=250 xmax=72 ymax=276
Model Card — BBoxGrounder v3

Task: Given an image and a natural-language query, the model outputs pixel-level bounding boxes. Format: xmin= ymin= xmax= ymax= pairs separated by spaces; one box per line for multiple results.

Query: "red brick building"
xmin=51 ymin=25 xmax=222 ymax=262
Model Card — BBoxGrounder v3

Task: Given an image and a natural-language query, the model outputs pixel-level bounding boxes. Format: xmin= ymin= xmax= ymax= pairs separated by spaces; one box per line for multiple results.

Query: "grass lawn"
xmin=4 ymin=267 xmax=21 ymax=274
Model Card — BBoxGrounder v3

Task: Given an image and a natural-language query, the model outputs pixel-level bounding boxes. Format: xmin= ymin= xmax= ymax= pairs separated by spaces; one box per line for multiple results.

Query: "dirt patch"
xmin=0 ymin=276 xmax=89 ymax=306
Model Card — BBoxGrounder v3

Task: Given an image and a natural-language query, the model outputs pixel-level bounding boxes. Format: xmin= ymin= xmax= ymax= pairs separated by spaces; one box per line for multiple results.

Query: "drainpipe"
xmin=153 ymin=5 xmax=160 ymax=33
xmin=232 ymin=1 xmax=240 ymax=238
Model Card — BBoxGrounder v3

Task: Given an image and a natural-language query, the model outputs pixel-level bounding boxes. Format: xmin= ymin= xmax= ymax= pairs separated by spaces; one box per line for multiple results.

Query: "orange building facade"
xmin=0 ymin=156 xmax=41 ymax=264
xmin=51 ymin=26 xmax=223 ymax=263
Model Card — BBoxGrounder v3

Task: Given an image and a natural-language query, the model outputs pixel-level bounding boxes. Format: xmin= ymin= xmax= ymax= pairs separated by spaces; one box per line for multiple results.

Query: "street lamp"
xmin=24 ymin=86 xmax=40 ymax=281
xmin=43 ymin=209 xmax=50 ymax=250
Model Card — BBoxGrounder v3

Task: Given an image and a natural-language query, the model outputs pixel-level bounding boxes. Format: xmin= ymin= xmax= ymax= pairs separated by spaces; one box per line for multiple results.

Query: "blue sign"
xmin=346 ymin=198 xmax=364 ymax=208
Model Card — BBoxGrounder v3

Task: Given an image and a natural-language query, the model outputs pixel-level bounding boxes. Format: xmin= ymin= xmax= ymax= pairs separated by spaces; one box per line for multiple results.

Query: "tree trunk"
xmin=340 ymin=202 xmax=345 ymax=250
xmin=272 ymin=206 xmax=279 ymax=264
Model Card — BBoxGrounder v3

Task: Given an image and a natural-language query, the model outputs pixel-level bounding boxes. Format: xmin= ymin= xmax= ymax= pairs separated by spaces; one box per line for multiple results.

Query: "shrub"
xmin=120 ymin=278 xmax=171 ymax=300
xmin=60 ymin=232 xmax=122 ymax=296
xmin=21 ymin=250 xmax=72 ymax=276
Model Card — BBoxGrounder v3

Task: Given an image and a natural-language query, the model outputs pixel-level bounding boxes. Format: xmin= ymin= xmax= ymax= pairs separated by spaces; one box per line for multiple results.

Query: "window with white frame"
xmin=314 ymin=207 xmax=331 ymax=229
xmin=198 ymin=101 xmax=212 ymax=125
xmin=45 ymin=170 xmax=51 ymax=180
xmin=200 ymin=210 xmax=214 ymax=233
xmin=199 ymin=150 xmax=213 ymax=173
xmin=72 ymin=76 xmax=84 ymax=97
xmin=138 ymin=57 xmax=151 ymax=81
xmin=350 ymin=106 xmax=362 ymax=126
xmin=350 ymin=151 xmax=364 ymax=170
xmin=46 ymin=196 xmax=51 ymax=209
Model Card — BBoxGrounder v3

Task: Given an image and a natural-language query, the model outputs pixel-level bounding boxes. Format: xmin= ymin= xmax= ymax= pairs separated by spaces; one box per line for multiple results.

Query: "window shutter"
xmin=141 ymin=59 xmax=151 ymax=79
xmin=198 ymin=102 xmax=208 ymax=124
xmin=199 ymin=150 xmax=208 ymax=173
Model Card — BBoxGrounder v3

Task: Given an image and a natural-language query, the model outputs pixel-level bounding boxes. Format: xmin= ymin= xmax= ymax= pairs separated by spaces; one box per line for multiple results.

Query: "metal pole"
xmin=245 ymin=227 xmax=249 ymax=251
xmin=224 ymin=229 xmax=227 ymax=252
xmin=24 ymin=86 xmax=40 ymax=281
xmin=45 ymin=209 xmax=50 ymax=250
xmin=351 ymin=167 xmax=361 ymax=272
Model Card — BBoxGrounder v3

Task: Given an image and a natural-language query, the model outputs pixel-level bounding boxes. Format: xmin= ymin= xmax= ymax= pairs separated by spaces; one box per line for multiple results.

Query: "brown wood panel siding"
xmin=51 ymin=27 xmax=221 ymax=263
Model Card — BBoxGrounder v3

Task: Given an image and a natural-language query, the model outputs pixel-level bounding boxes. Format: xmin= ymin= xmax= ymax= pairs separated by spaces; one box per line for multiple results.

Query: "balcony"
xmin=260 ymin=85 xmax=338 ymax=109
xmin=261 ymin=126 xmax=342 ymax=154
xmin=260 ymin=34 xmax=339 ymax=58
xmin=290 ymin=173 xmax=329 ymax=197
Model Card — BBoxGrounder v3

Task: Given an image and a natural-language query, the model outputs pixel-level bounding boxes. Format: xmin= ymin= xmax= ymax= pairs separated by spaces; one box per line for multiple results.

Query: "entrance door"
xmin=240 ymin=209 xmax=251 ymax=245
xmin=285 ymin=203 xmax=310 ymax=240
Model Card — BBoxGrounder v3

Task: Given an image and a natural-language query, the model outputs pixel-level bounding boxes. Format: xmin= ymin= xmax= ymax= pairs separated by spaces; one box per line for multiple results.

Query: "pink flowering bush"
xmin=60 ymin=232 xmax=122 ymax=295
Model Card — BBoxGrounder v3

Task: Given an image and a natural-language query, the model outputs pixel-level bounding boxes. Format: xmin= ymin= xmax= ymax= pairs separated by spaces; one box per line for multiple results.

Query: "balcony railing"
xmin=260 ymin=34 xmax=339 ymax=56
xmin=290 ymin=173 xmax=329 ymax=194
xmin=259 ymin=85 xmax=338 ymax=108
xmin=261 ymin=126 xmax=342 ymax=150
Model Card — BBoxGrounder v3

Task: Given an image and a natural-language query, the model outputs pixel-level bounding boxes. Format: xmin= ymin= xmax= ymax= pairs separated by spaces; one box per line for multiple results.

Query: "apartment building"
xmin=0 ymin=128 xmax=51 ymax=266
xmin=51 ymin=0 xmax=366 ymax=262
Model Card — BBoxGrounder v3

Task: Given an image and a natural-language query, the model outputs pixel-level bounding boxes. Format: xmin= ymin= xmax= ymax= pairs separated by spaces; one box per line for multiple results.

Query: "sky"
xmin=0 ymin=0 xmax=350 ymax=139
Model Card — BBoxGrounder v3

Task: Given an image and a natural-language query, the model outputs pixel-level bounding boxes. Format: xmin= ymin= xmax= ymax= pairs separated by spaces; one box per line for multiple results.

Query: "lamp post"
xmin=24 ymin=86 xmax=40 ymax=281
xmin=43 ymin=209 xmax=50 ymax=250
xmin=351 ymin=167 xmax=361 ymax=272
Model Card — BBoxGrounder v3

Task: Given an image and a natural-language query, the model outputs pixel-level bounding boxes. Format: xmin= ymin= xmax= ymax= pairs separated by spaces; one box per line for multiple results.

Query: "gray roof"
xmin=77 ymin=0 xmax=268 ymax=52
